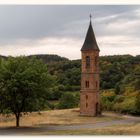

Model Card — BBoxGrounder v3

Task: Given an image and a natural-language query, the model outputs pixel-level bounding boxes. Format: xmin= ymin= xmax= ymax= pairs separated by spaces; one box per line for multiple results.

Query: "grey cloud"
xmin=0 ymin=5 xmax=140 ymax=49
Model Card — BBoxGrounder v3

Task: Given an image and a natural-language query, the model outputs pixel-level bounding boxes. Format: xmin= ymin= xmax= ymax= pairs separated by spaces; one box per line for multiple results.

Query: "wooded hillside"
xmin=0 ymin=54 xmax=140 ymax=114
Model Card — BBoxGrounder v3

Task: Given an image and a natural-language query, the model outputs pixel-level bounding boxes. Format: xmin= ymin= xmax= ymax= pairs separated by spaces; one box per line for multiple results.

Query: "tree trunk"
xmin=16 ymin=114 xmax=20 ymax=127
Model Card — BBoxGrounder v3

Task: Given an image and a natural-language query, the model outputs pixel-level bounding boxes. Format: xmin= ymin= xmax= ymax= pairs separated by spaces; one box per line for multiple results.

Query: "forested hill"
xmin=0 ymin=54 xmax=140 ymax=114
xmin=0 ymin=55 xmax=7 ymax=59
xmin=46 ymin=54 xmax=140 ymax=91
xmin=0 ymin=54 xmax=69 ymax=63
xmin=28 ymin=54 xmax=69 ymax=63
xmin=45 ymin=54 xmax=140 ymax=114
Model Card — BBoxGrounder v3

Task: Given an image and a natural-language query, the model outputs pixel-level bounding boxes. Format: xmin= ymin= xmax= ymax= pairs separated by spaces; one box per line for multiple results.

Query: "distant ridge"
xmin=0 ymin=54 xmax=69 ymax=63
xmin=0 ymin=55 xmax=7 ymax=59
xmin=28 ymin=54 xmax=69 ymax=63
xmin=1 ymin=54 xmax=140 ymax=64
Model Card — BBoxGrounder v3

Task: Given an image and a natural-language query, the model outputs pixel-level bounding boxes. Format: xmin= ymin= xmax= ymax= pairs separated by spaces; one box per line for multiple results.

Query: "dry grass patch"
xmin=95 ymin=123 xmax=140 ymax=135
xmin=0 ymin=108 xmax=123 ymax=127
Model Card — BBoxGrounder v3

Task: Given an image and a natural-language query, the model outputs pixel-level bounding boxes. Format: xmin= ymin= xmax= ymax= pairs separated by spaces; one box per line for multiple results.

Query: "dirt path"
xmin=38 ymin=118 xmax=139 ymax=131
xmin=0 ymin=114 xmax=140 ymax=135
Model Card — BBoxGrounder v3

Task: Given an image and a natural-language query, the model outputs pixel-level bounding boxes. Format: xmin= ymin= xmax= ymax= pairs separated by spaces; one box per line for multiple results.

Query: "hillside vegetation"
xmin=0 ymin=54 xmax=140 ymax=115
xmin=44 ymin=54 xmax=140 ymax=115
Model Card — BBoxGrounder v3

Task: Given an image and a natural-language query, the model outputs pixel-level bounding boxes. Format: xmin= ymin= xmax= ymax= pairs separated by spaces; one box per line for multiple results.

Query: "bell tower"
xmin=80 ymin=15 xmax=100 ymax=116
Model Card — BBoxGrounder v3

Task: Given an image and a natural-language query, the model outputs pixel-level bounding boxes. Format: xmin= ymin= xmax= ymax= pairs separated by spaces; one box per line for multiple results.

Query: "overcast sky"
xmin=0 ymin=5 xmax=140 ymax=60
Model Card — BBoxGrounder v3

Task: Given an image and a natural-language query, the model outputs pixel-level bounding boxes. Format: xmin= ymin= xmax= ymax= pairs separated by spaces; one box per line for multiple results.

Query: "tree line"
xmin=46 ymin=54 xmax=140 ymax=115
xmin=0 ymin=54 xmax=140 ymax=127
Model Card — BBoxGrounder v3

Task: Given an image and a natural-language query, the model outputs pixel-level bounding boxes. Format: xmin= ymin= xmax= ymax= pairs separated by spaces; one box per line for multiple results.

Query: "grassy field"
xmin=0 ymin=108 xmax=140 ymax=135
xmin=0 ymin=108 xmax=122 ymax=127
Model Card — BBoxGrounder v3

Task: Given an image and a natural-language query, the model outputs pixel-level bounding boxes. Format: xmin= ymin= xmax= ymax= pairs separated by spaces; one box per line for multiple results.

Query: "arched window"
xmin=85 ymin=81 xmax=89 ymax=88
xmin=86 ymin=103 xmax=88 ymax=108
xmin=96 ymin=102 xmax=99 ymax=116
xmin=95 ymin=56 xmax=98 ymax=66
xmin=86 ymin=56 xmax=90 ymax=68
xmin=86 ymin=95 xmax=88 ymax=100
xmin=96 ymin=81 xmax=98 ymax=88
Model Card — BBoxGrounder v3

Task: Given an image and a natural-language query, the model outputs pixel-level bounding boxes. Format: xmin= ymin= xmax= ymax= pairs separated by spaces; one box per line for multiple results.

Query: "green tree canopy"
xmin=0 ymin=56 xmax=54 ymax=127
xmin=57 ymin=92 xmax=79 ymax=109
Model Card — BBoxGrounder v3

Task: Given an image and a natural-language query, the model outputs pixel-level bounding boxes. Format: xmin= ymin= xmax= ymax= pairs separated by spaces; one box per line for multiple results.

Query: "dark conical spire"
xmin=81 ymin=15 xmax=100 ymax=51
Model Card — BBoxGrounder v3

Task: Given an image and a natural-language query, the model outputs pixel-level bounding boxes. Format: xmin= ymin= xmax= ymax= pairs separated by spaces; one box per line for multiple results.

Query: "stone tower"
xmin=80 ymin=16 xmax=100 ymax=116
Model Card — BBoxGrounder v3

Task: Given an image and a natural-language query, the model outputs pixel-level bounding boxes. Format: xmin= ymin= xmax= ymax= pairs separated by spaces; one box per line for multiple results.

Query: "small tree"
xmin=0 ymin=57 xmax=54 ymax=127
xmin=115 ymin=83 xmax=120 ymax=94
xmin=57 ymin=92 xmax=79 ymax=109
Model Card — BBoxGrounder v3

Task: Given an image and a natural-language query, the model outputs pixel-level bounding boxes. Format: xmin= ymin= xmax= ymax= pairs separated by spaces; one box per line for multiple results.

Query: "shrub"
xmin=114 ymin=95 xmax=124 ymax=103
xmin=57 ymin=92 xmax=79 ymax=109
xmin=113 ymin=96 xmax=137 ymax=114
xmin=101 ymin=89 xmax=116 ymax=102
xmin=101 ymin=100 xmax=114 ymax=111
xmin=101 ymin=89 xmax=116 ymax=111
xmin=114 ymin=83 xmax=120 ymax=94
xmin=135 ymin=91 xmax=140 ymax=115
xmin=65 ymin=85 xmax=80 ymax=91
xmin=46 ymin=86 xmax=63 ymax=100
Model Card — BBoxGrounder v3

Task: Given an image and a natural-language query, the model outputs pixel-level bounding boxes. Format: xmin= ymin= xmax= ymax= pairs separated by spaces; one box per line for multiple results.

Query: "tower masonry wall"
xmin=81 ymin=51 xmax=99 ymax=73
xmin=80 ymin=50 xmax=100 ymax=116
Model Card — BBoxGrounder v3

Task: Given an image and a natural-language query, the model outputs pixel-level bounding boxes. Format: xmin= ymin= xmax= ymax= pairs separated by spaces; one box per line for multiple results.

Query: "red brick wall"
xmin=80 ymin=50 xmax=100 ymax=116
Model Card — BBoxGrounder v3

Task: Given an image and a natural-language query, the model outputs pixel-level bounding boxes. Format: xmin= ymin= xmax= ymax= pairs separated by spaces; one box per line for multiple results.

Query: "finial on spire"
xmin=90 ymin=14 xmax=92 ymax=22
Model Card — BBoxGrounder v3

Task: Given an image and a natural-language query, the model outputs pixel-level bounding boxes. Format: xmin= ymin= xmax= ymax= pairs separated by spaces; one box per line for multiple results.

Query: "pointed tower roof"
xmin=81 ymin=16 xmax=100 ymax=51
